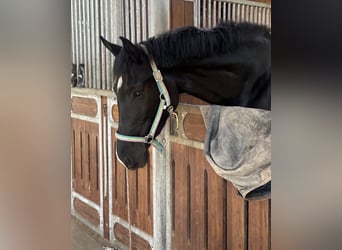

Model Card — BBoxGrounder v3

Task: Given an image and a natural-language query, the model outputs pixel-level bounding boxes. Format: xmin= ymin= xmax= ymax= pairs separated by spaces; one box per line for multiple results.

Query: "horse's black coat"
xmin=101 ymin=21 xmax=271 ymax=169
xmin=143 ymin=21 xmax=270 ymax=68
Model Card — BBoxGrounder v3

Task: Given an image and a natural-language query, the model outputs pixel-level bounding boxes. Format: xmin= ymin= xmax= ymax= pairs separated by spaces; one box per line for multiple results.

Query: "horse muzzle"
xmin=116 ymin=141 xmax=149 ymax=169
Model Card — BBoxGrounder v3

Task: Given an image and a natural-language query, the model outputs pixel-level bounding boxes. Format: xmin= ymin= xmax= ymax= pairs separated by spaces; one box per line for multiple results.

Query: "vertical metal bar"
xmin=232 ymin=3 xmax=236 ymax=22
xmin=142 ymin=0 xmax=147 ymax=40
xmin=74 ymin=0 xmax=80 ymax=75
xmin=136 ymin=0 xmax=141 ymax=42
xmin=152 ymin=144 xmax=167 ymax=250
xmin=82 ymin=0 xmax=87 ymax=87
xmin=193 ymin=0 xmax=198 ymax=27
xmin=78 ymin=0 xmax=83 ymax=67
xmin=122 ymin=0 xmax=126 ymax=39
xmin=103 ymin=0 xmax=107 ymax=90
xmin=99 ymin=0 xmax=104 ymax=89
xmin=149 ymin=0 xmax=170 ymax=35
xmin=213 ymin=0 xmax=216 ymax=26
xmin=101 ymin=0 xmax=107 ymax=89
xmin=199 ymin=0 xmax=202 ymax=27
xmin=195 ymin=0 xmax=202 ymax=27
xmin=110 ymin=0 xmax=116 ymax=91
xmin=130 ymin=0 xmax=135 ymax=42
xmin=125 ymin=0 xmax=130 ymax=38
xmin=208 ymin=0 xmax=211 ymax=28
xmin=97 ymin=96 xmax=104 ymax=237
xmin=147 ymin=0 xmax=150 ymax=38
xmin=217 ymin=1 xmax=221 ymax=22
xmin=227 ymin=2 xmax=231 ymax=21
xmin=269 ymin=8 xmax=272 ymax=28
xmin=203 ymin=0 xmax=207 ymax=28
xmin=84 ymin=0 xmax=88 ymax=88
xmin=106 ymin=0 xmax=112 ymax=90
xmin=222 ymin=2 xmax=226 ymax=21
xmin=71 ymin=0 xmax=76 ymax=64
xmin=90 ymin=0 xmax=96 ymax=89
xmin=95 ymin=0 xmax=101 ymax=89
xmin=86 ymin=0 xmax=92 ymax=88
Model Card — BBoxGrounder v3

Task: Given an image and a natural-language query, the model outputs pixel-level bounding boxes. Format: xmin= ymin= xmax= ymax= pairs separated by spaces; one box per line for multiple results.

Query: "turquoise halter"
xmin=115 ymin=45 xmax=175 ymax=152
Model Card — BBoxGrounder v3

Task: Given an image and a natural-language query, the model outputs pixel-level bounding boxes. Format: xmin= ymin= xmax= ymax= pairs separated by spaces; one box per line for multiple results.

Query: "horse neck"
xmin=163 ymin=45 xmax=271 ymax=109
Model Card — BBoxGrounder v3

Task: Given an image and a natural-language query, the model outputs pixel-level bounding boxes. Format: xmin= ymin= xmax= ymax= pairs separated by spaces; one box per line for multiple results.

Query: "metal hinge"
xmin=71 ymin=63 xmax=85 ymax=87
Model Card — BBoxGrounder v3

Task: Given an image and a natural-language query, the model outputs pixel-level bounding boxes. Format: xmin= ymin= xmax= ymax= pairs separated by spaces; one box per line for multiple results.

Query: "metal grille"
xmin=71 ymin=0 xmax=151 ymax=90
xmin=123 ymin=0 xmax=150 ymax=43
xmin=194 ymin=0 xmax=271 ymax=29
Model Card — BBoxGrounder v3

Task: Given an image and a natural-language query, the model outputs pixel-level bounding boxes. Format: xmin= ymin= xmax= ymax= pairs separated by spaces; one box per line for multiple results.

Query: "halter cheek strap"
xmin=115 ymin=44 xmax=177 ymax=152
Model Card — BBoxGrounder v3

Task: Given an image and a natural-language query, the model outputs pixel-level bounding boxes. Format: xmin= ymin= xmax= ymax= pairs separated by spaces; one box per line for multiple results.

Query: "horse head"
xmin=100 ymin=36 xmax=178 ymax=169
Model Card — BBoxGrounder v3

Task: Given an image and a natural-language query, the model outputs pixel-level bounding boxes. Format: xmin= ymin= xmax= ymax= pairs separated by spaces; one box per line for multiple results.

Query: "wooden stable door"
xmin=71 ymin=91 xmax=155 ymax=248
xmin=71 ymin=92 xmax=105 ymax=236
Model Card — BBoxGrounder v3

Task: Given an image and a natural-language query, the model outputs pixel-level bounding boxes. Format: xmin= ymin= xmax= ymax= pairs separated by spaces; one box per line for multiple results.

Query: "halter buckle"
xmin=153 ymin=70 xmax=163 ymax=82
xmin=144 ymin=134 xmax=154 ymax=144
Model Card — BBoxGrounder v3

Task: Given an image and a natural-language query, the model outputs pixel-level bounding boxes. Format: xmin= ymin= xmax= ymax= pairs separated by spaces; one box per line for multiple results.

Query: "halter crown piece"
xmin=115 ymin=44 xmax=176 ymax=152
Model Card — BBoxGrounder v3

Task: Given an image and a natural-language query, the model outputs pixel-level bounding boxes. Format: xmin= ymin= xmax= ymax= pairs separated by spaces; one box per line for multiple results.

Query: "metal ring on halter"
xmin=144 ymin=134 xmax=154 ymax=144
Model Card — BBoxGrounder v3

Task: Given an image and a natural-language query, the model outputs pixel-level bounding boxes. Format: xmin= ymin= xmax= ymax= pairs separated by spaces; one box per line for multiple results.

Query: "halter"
xmin=115 ymin=44 xmax=177 ymax=152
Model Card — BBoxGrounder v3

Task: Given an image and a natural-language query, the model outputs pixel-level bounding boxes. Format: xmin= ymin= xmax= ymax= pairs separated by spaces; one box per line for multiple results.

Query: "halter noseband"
xmin=115 ymin=44 xmax=176 ymax=152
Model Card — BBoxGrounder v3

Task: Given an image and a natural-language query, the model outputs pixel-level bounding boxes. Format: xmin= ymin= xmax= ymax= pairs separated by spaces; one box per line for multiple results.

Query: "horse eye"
xmin=134 ymin=91 xmax=143 ymax=97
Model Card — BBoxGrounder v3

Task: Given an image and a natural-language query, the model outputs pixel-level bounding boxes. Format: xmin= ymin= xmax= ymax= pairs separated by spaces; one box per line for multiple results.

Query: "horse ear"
xmin=119 ymin=36 xmax=141 ymax=63
xmin=100 ymin=36 xmax=121 ymax=56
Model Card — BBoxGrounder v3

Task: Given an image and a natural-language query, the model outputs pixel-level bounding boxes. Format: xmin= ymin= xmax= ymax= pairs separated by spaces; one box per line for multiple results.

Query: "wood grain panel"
xmin=248 ymin=199 xmax=271 ymax=250
xmin=74 ymin=198 xmax=100 ymax=227
xmin=112 ymin=104 xmax=119 ymax=122
xmin=114 ymin=223 xmax=151 ymax=250
xmin=171 ymin=143 xmax=190 ymax=249
xmin=184 ymin=1 xmax=194 ymax=26
xmin=72 ymin=118 xmax=100 ymax=204
xmin=227 ymin=181 xmax=247 ymax=250
xmin=71 ymin=96 xmax=98 ymax=117
xmin=206 ymin=163 xmax=226 ymax=250
xmin=112 ymin=128 xmax=128 ymax=221
xmin=171 ymin=0 xmax=185 ymax=29
xmin=179 ymin=94 xmax=209 ymax=105
xmin=171 ymin=143 xmax=230 ymax=249
xmin=183 ymin=113 xmax=206 ymax=142
xmin=189 ymin=147 xmax=205 ymax=249
xmin=133 ymin=154 xmax=153 ymax=234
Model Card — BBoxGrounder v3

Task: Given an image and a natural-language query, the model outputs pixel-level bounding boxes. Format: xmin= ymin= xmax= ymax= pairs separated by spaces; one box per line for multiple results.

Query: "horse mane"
xmin=142 ymin=21 xmax=270 ymax=68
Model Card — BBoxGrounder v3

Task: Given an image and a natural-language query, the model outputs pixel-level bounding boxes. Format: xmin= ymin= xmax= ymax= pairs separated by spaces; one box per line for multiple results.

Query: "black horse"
xmin=101 ymin=21 xmax=271 ymax=169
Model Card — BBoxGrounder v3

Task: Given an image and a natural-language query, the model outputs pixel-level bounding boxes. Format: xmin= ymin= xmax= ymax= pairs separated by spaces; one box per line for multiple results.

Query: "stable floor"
xmin=71 ymin=216 xmax=123 ymax=250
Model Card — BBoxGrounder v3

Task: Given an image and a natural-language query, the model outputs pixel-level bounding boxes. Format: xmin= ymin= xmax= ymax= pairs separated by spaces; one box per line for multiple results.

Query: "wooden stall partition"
xmin=71 ymin=90 xmax=105 ymax=236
